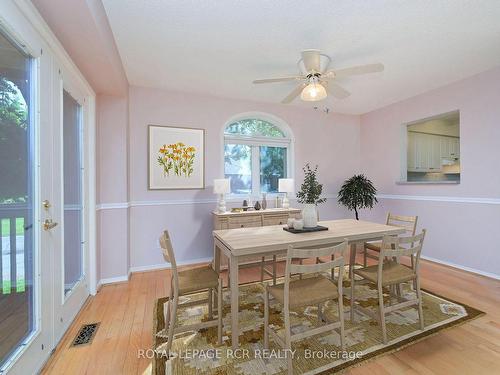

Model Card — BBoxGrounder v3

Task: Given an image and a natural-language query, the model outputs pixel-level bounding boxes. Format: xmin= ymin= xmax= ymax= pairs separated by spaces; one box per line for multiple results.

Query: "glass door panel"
xmin=62 ymin=90 xmax=83 ymax=296
xmin=224 ymin=144 xmax=252 ymax=194
xmin=0 ymin=30 xmax=35 ymax=368
xmin=260 ymin=146 xmax=287 ymax=193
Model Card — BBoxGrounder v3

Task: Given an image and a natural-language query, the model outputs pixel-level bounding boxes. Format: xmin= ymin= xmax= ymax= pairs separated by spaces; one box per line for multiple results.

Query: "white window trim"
xmin=221 ymin=112 xmax=294 ymax=198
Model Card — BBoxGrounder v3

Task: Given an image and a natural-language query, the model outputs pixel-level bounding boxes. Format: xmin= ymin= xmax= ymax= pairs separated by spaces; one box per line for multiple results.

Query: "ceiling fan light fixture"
xmin=300 ymin=80 xmax=327 ymax=101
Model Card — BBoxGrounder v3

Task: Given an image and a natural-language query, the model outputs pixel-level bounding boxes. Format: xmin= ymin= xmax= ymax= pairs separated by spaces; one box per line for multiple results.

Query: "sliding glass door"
xmin=52 ymin=85 xmax=89 ymax=343
xmin=62 ymin=90 xmax=83 ymax=296
xmin=0 ymin=28 xmax=36 ymax=371
xmin=0 ymin=2 xmax=93 ymax=373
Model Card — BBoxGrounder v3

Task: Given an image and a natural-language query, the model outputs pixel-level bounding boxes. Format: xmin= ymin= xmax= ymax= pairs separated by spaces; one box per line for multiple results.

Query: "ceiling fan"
xmin=253 ymin=49 xmax=384 ymax=104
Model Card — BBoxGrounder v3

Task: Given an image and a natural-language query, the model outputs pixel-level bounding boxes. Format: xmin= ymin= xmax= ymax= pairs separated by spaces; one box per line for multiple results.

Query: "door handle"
xmin=43 ymin=219 xmax=58 ymax=231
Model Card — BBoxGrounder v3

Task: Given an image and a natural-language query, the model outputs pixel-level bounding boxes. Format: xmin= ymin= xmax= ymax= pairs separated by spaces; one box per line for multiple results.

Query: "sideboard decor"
xmin=283 ymin=224 xmax=328 ymax=234
xmin=148 ymin=125 xmax=205 ymax=190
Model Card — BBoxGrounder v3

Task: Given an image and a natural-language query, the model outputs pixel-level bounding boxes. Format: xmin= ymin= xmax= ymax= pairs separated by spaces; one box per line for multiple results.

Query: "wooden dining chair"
xmin=262 ymin=210 xmax=323 ymax=285
xmin=351 ymin=229 xmax=426 ymax=344
xmin=363 ymin=213 xmax=418 ymax=267
xmin=264 ymin=241 xmax=348 ymax=375
xmin=159 ymin=231 xmax=222 ymax=357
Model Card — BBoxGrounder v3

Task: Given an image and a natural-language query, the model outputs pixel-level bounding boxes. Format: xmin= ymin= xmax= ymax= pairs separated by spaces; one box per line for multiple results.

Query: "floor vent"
xmin=71 ymin=322 xmax=100 ymax=347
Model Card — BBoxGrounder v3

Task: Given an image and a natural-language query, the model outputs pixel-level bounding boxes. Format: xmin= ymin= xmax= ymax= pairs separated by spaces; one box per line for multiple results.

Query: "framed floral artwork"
xmin=148 ymin=125 xmax=205 ymax=189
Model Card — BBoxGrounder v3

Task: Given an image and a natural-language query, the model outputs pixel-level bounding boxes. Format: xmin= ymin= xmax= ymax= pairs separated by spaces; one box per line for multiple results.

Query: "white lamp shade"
xmin=278 ymin=178 xmax=294 ymax=193
xmin=213 ymin=179 xmax=230 ymax=194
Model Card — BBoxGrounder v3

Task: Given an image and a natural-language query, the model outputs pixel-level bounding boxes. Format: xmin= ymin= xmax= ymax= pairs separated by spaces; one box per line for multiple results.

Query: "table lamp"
xmin=214 ymin=179 xmax=230 ymax=213
xmin=278 ymin=178 xmax=294 ymax=209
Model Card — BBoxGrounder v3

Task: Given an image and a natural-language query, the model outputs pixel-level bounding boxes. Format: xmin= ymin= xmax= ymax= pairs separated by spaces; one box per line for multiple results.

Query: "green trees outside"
xmin=224 ymin=119 xmax=287 ymax=193
xmin=0 ymin=76 xmax=28 ymax=203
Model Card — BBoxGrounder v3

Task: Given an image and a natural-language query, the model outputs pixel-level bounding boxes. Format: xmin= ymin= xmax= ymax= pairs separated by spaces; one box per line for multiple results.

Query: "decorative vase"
xmin=262 ymin=193 xmax=267 ymax=210
xmin=254 ymin=201 xmax=261 ymax=210
xmin=293 ymin=219 xmax=304 ymax=230
xmin=302 ymin=203 xmax=318 ymax=228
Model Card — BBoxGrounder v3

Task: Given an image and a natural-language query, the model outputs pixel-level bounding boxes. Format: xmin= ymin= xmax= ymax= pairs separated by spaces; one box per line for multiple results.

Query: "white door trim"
xmin=14 ymin=0 xmax=97 ymax=295
xmin=0 ymin=1 xmax=96 ymax=374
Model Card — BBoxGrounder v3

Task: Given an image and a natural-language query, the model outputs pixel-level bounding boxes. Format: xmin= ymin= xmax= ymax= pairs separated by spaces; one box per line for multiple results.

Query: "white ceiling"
xmin=102 ymin=0 xmax=500 ymax=114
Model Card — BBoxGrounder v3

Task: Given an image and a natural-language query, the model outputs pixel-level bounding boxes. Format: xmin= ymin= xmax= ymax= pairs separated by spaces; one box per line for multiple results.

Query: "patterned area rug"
xmin=152 ymin=272 xmax=483 ymax=375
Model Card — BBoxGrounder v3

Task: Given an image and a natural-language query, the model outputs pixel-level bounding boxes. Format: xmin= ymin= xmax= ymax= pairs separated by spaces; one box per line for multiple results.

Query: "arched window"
xmin=223 ymin=116 xmax=292 ymax=195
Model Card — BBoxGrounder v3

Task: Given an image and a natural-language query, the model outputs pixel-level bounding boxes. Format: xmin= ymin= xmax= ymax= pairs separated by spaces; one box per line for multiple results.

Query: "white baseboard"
xmin=98 ymin=274 xmax=130 ymax=286
xmin=129 ymin=256 xmax=214 ymax=273
xmin=128 ymin=263 xmax=169 ymax=273
xmin=98 ymin=256 xmax=214 ymax=286
xmin=421 ymin=255 xmax=500 ymax=280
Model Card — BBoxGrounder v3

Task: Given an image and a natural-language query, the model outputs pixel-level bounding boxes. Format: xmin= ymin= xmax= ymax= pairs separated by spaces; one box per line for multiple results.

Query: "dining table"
xmin=212 ymin=218 xmax=405 ymax=349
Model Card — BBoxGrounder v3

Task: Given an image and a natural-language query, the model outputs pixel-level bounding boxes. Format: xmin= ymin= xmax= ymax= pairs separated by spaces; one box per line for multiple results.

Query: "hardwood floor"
xmin=41 ymin=256 xmax=500 ymax=375
xmin=0 ymin=288 xmax=30 ymax=364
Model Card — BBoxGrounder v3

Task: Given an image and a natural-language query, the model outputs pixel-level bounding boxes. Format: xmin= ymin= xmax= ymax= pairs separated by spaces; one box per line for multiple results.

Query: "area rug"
xmin=152 ymin=272 xmax=483 ymax=375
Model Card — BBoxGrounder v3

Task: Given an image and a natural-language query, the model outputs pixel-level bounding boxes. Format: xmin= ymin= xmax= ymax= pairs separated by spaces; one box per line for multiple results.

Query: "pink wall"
xmin=360 ymin=67 xmax=500 ymax=197
xmin=126 ymin=86 xmax=361 ymax=271
xmin=97 ymin=67 xmax=500 ymax=280
xmin=96 ymin=94 xmax=130 ymax=280
xmin=360 ymin=67 xmax=500 ymax=278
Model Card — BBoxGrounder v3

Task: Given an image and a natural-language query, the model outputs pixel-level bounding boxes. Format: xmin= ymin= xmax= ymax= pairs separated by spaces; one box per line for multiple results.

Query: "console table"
xmin=212 ymin=207 xmax=301 ymax=230
xmin=212 ymin=208 xmax=301 ymax=270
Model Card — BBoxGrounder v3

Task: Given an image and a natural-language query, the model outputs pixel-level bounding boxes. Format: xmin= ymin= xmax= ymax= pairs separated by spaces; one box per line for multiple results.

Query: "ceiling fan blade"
xmin=253 ymin=76 xmax=302 ymax=84
xmin=323 ymin=82 xmax=351 ymax=99
xmin=331 ymin=63 xmax=384 ymax=79
xmin=281 ymin=83 xmax=307 ymax=104
xmin=301 ymin=49 xmax=321 ymax=72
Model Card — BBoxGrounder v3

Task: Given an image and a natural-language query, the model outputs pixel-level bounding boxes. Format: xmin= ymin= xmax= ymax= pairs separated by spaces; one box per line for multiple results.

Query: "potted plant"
xmin=296 ymin=164 xmax=326 ymax=227
xmin=337 ymin=174 xmax=378 ymax=220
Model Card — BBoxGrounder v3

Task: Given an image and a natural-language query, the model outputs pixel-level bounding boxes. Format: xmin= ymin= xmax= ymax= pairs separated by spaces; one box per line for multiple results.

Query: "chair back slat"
xmin=379 ymin=229 xmax=426 ymax=276
xmin=286 ymin=241 xmax=348 ymax=277
xmin=289 ymin=258 xmax=345 ymax=275
xmin=159 ymin=230 xmax=179 ymax=291
xmin=288 ymin=242 xmax=346 ymax=259
xmin=386 ymin=213 xmax=418 ymax=235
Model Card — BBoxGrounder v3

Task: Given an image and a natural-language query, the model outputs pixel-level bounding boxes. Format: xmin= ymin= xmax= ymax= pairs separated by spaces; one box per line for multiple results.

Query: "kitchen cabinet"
xmin=408 ymin=132 xmax=459 ymax=172
xmin=440 ymin=136 xmax=460 ymax=159
xmin=450 ymin=138 xmax=460 ymax=158
xmin=429 ymin=135 xmax=441 ymax=171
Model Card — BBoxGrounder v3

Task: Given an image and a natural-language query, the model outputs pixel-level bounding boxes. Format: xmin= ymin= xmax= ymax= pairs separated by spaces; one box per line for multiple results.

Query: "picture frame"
xmin=148 ymin=125 xmax=205 ymax=190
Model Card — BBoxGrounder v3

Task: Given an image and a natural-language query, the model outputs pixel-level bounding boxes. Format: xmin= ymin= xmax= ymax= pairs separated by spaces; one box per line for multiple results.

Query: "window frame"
xmin=222 ymin=112 xmax=294 ymax=197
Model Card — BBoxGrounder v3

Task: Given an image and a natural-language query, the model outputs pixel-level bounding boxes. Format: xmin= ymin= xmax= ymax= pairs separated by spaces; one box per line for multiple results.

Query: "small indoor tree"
xmin=337 ymin=174 xmax=377 ymax=220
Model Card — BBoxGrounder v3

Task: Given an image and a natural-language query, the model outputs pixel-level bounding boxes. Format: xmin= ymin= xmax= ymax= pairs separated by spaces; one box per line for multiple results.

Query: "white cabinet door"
xmin=450 ymin=138 xmax=460 ymax=158
xmin=440 ymin=137 xmax=450 ymax=158
xmin=407 ymin=132 xmax=417 ymax=171
xmin=439 ymin=137 xmax=460 ymax=159
xmin=415 ymin=133 xmax=429 ymax=171
xmin=429 ymin=135 xmax=442 ymax=171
